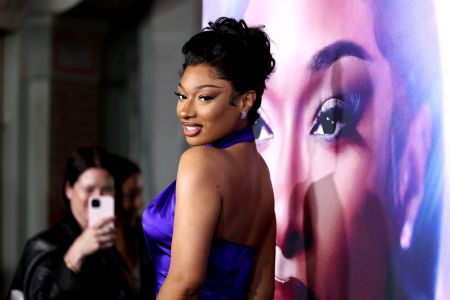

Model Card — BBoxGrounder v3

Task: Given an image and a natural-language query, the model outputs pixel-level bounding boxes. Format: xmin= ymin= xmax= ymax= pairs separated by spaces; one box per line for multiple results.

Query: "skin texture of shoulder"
xmin=179 ymin=145 xmax=229 ymax=183
xmin=158 ymin=144 xmax=275 ymax=299
xmin=157 ymin=146 xmax=224 ymax=299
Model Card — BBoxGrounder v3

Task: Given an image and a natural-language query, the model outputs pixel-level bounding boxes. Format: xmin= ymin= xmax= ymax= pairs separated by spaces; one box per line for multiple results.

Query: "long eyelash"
xmin=199 ymin=95 xmax=213 ymax=101
xmin=312 ymin=92 xmax=361 ymax=121
xmin=174 ymin=91 xmax=186 ymax=100
xmin=309 ymin=92 xmax=362 ymax=137
xmin=341 ymin=91 xmax=362 ymax=118
xmin=254 ymin=117 xmax=273 ymax=141
xmin=340 ymin=91 xmax=362 ymax=128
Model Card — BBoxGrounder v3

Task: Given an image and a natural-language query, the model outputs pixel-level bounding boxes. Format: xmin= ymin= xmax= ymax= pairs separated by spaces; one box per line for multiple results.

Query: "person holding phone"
xmin=8 ymin=146 xmax=138 ymax=300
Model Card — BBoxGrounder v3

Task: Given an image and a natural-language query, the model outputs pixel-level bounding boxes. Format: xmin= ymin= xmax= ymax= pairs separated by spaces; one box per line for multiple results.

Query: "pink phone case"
xmin=88 ymin=195 xmax=114 ymax=227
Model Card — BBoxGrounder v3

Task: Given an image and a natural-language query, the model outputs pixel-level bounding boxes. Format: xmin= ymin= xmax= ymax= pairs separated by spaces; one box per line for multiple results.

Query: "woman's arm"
xmin=12 ymin=216 xmax=117 ymax=299
xmin=157 ymin=148 xmax=222 ymax=300
xmin=248 ymin=213 xmax=276 ymax=299
xmin=64 ymin=216 xmax=116 ymax=272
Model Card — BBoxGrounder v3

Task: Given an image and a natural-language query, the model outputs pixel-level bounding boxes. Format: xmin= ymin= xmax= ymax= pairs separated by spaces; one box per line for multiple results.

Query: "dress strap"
xmin=206 ymin=127 xmax=255 ymax=149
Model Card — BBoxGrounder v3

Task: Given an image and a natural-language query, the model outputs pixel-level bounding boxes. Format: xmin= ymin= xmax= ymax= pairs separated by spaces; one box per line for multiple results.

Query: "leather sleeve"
xmin=19 ymin=232 xmax=83 ymax=300
xmin=27 ymin=254 xmax=82 ymax=300
xmin=10 ymin=220 xmax=134 ymax=300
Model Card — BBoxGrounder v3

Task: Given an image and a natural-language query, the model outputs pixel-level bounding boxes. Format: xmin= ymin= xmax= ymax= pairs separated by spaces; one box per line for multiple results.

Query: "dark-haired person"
xmin=142 ymin=17 xmax=276 ymax=299
xmin=9 ymin=147 xmax=137 ymax=300
xmin=112 ymin=155 xmax=155 ymax=299
xmin=204 ymin=0 xmax=444 ymax=299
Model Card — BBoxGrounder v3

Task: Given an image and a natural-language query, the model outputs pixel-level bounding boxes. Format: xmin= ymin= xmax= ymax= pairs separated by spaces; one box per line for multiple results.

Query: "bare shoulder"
xmin=175 ymin=147 xmax=226 ymax=207
xmin=179 ymin=146 xmax=226 ymax=169
xmin=177 ymin=146 xmax=227 ymax=186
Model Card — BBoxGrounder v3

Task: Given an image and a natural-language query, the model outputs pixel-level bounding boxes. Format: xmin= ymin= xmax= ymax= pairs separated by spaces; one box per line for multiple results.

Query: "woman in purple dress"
xmin=143 ymin=17 xmax=276 ymax=299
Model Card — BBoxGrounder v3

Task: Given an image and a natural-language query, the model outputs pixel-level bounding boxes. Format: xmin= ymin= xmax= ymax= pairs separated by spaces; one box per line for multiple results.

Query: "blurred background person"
xmin=0 ymin=2 xmax=199 ymax=298
xmin=8 ymin=146 xmax=137 ymax=300
xmin=112 ymin=154 xmax=155 ymax=300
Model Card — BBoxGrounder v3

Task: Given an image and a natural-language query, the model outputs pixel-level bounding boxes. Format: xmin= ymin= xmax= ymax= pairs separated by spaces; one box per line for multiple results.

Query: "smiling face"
xmin=65 ymin=167 xmax=115 ymax=229
xmin=176 ymin=64 xmax=247 ymax=146
xmin=244 ymin=0 xmax=395 ymax=298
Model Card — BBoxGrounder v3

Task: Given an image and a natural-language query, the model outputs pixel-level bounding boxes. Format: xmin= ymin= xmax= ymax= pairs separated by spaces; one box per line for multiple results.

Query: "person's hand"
xmin=77 ymin=216 xmax=116 ymax=254
xmin=64 ymin=217 xmax=116 ymax=272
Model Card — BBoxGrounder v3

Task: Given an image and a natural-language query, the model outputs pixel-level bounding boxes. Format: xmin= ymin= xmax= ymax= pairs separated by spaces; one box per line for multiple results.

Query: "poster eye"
xmin=254 ymin=118 xmax=273 ymax=142
xmin=309 ymin=98 xmax=345 ymax=141
xmin=309 ymin=96 xmax=361 ymax=142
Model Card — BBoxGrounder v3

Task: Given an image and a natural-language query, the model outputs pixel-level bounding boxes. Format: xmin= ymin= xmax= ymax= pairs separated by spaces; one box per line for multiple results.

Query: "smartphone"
xmin=88 ymin=195 xmax=115 ymax=227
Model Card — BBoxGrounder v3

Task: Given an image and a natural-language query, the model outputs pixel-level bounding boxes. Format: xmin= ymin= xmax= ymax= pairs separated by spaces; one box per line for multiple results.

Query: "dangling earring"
xmin=240 ymin=110 xmax=248 ymax=120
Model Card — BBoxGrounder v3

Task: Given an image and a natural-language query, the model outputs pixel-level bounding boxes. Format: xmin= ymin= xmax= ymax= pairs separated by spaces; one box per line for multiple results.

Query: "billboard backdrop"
xmin=203 ymin=0 xmax=447 ymax=299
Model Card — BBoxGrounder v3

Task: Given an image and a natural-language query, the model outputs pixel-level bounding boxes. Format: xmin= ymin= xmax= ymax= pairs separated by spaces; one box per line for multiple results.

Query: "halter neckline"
xmin=206 ymin=126 xmax=255 ymax=149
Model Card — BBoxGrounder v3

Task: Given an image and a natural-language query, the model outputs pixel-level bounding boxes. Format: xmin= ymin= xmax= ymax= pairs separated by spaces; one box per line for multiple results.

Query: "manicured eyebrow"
xmin=178 ymin=83 xmax=224 ymax=90
xmin=309 ymin=40 xmax=370 ymax=74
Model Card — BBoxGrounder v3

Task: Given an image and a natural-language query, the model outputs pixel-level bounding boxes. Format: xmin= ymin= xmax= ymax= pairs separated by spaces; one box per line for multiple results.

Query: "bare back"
xmin=166 ymin=140 xmax=275 ymax=299
xmin=213 ymin=142 xmax=274 ymax=247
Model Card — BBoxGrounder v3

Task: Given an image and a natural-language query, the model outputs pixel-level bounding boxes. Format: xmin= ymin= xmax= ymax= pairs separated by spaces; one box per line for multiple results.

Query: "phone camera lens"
xmin=92 ymin=199 xmax=100 ymax=207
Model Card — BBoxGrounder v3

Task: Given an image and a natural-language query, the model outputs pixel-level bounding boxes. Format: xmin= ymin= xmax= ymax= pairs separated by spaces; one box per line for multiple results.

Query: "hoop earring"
xmin=240 ymin=110 xmax=248 ymax=120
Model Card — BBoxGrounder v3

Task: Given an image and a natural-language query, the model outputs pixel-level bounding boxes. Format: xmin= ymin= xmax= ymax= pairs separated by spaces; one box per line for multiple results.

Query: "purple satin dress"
xmin=142 ymin=127 xmax=258 ymax=299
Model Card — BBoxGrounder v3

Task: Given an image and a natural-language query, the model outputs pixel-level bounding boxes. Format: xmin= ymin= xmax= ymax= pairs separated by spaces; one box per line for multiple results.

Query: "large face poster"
xmin=203 ymin=0 xmax=447 ymax=299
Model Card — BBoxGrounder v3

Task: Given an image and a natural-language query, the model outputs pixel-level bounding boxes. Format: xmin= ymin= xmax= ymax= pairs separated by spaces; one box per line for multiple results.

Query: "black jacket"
xmin=8 ymin=217 xmax=138 ymax=300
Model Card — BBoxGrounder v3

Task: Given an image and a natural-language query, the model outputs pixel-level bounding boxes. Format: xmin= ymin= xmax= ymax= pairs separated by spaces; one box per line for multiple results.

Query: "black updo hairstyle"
xmin=181 ymin=17 xmax=275 ymax=123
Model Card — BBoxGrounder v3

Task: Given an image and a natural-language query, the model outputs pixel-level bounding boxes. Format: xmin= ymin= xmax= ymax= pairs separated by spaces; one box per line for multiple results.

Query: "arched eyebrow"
xmin=178 ymin=83 xmax=225 ymax=90
xmin=309 ymin=40 xmax=370 ymax=74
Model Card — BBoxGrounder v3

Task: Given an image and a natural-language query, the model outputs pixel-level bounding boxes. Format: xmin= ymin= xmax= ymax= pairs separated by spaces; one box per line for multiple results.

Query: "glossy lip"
xmin=275 ymin=277 xmax=315 ymax=300
xmin=181 ymin=122 xmax=203 ymax=137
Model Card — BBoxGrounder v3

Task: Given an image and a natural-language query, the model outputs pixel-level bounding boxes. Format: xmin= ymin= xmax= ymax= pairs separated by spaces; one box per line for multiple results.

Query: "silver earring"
xmin=240 ymin=110 xmax=248 ymax=120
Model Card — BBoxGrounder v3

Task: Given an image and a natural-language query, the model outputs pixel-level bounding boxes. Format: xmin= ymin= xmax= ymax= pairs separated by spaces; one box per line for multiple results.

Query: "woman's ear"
xmin=65 ymin=182 xmax=73 ymax=202
xmin=239 ymin=90 xmax=256 ymax=113
xmin=398 ymin=104 xmax=432 ymax=249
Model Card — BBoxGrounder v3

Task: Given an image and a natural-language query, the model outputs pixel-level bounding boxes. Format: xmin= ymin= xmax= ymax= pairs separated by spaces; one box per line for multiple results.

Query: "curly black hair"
xmin=181 ymin=17 xmax=275 ymax=123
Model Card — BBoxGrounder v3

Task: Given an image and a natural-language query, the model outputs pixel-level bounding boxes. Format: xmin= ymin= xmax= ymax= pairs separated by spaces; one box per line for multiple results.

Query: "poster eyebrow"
xmin=309 ymin=40 xmax=370 ymax=74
